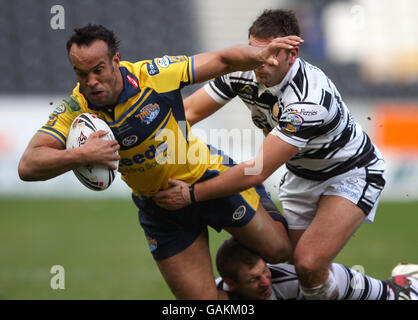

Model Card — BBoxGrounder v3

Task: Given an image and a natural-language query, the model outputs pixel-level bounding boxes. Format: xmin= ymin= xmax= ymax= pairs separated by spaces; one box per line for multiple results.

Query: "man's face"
xmin=69 ymin=40 xmax=122 ymax=106
xmin=229 ymin=259 xmax=273 ymax=300
xmin=249 ymin=35 xmax=297 ymax=87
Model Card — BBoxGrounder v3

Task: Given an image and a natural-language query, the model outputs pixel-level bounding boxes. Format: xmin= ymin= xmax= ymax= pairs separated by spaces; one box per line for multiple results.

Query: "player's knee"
xmin=293 ymin=249 xmax=328 ymax=283
xmin=260 ymin=241 xmax=291 ymax=264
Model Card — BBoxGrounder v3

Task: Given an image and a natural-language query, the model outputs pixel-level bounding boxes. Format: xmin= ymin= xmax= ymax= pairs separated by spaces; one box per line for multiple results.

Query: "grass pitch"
xmin=0 ymin=197 xmax=417 ymax=299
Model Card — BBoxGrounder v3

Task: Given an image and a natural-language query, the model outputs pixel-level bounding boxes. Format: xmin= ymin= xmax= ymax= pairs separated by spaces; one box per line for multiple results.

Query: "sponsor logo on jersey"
xmin=232 ymin=205 xmax=246 ymax=220
xmin=284 ymin=124 xmax=298 ymax=133
xmin=135 ymin=103 xmax=160 ymax=124
xmin=167 ymin=55 xmax=187 ymax=63
xmin=156 ymin=56 xmax=170 ymax=68
xmin=46 ymin=113 xmax=58 ymax=126
xmin=146 ymin=236 xmax=158 ymax=252
xmin=288 ymin=112 xmax=304 ymax=126
xmin=54 ymin=104 xmax=66 ymax=114
xmin=283 ymin=110 xmax=304 ymax=133
xmin=62 ymin=96 xmax=81 ymax=112
xmin=146 ymin=61 xmax=160 ymax=76
xmin=272 ymin=103 xmax=280 ymax=118
xmin=240 ymin=84 xmax=256 ymax=96
xmin=121 ymin=134 xmax=138 ymax=147
xmin=299 ymin=109 xmax=318 ymax=116
xmin=126 ymin=74 xmax=138 ymax=89
xmin=119 ymin=141 xmax=167 ymax=167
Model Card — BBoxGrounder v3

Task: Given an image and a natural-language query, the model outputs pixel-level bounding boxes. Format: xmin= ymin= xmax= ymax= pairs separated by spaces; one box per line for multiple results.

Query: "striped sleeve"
xmin=204 ymin=75 xmax=237 ymax=105
xmin=270 ymin=102 xmax=329 ymax=148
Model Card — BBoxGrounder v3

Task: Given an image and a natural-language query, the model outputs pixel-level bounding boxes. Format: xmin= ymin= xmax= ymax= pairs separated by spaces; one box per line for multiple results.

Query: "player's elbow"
xmin=18 ymin=158 xmax=38 ymax=181
xmin=18 ymin=161 xmax=32 ymax=181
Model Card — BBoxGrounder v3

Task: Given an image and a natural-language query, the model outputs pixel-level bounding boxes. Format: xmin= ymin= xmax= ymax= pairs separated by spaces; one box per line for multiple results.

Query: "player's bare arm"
xmin=153 ymin=134 xmax=298 ymax=210
xmin=184 ymin=88 xmax=223 ymax=126
xmin=18 ymin=130 xmax=120 ymax=181
xmin=185 ymin=36 xmax=303 ymax=126
xmin=193 ymin=36 xmax=303 ymax=83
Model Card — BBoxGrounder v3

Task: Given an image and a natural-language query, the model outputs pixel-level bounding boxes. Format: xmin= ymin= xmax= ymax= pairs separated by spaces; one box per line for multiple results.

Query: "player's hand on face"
xmin=153 ymin=178 xmax=192 ymax=210
xmin=81 ymin=130 xmax=120 ymax=169
xmin=258 ymin=35 xmax=304 ymax=66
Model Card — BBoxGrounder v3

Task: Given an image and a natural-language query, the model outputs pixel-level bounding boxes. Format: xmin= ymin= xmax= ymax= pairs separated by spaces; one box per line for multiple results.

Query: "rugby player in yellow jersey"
xmin=18 ymin=24 xmax=302 ymax=299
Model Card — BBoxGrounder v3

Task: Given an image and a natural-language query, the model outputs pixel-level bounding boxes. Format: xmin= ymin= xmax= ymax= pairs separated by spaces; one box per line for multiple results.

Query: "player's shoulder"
xmin=134 ymin=55 xmax=193 ymax=92
xmin=63 ymin=86 xmax=89 ymax=113
xmin=131 ymin=56 xmax=190 ymax=76
xmin=281 ymin=59 xmax=324 ymax=104
xmin=220 ymin=70 xmax=256 ymax=84
xmin=210 ymin=70 xmax=258 ymax=98
xmin=120 ymin=60 xmax=143 ymax=75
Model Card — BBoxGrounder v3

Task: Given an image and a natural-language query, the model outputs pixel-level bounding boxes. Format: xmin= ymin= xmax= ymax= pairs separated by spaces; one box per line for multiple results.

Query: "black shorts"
xmin=132 ymin=169 xmax=285 ymax=260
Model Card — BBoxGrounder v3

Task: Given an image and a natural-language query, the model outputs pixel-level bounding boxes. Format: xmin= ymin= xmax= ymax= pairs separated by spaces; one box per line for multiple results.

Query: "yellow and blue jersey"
xmin=39 ymin=55 xmax=257 ymax=201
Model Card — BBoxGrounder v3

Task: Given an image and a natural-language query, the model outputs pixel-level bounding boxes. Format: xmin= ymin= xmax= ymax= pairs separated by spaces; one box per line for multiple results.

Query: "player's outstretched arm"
xmin=154 ymin=134 xmax=298 ymax=210
xmin=192 ymin=36 xmax=303 ymax=83
xmin=18 ymin=131 xmax=120 ymax=181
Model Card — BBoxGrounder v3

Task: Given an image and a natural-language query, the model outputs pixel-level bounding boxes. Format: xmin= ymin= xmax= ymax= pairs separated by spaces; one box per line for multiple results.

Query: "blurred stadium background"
xmin=0 ymin=0 xmax=417 ymax=299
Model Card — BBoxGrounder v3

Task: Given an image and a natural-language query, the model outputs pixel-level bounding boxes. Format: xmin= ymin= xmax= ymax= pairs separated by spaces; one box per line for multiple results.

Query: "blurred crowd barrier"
xmin=1 ymin=95 xmax=417 ymax=201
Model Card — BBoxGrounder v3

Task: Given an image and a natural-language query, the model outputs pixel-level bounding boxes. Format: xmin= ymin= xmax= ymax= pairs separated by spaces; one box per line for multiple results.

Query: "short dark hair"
xmin=216 ymin=238 xmax=261 ymax=282
xmin=66 ymin=24 xmax=120 ymax=59
xmin=249 ymin=9 xmax=300 ymax=39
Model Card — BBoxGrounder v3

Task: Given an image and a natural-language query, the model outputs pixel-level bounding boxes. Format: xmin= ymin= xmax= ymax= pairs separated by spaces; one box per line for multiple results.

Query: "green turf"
xmin=0 ymin=197 xmax=417 ymax=299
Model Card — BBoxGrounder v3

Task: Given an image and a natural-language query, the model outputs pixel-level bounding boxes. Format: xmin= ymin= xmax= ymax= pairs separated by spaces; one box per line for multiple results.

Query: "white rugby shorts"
xmin=278 ymin=157 xmax=386 ymax=230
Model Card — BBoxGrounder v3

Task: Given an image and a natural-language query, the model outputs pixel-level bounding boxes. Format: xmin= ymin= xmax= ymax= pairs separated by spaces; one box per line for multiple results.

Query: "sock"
xmin=331 ymin=263 xmax=388 ymax=300
xmin=300 ymin=263 xmax=390 ymax=300
xmin=300 ymin=269 xmax=339 ymax=300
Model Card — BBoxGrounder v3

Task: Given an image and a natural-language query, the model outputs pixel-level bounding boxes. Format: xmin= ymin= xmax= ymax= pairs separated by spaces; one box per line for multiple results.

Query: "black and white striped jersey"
xmin=204 ymin=58 xmax=379 ymax=180
xmin=216 ymin=263 xmax=304 ymax=300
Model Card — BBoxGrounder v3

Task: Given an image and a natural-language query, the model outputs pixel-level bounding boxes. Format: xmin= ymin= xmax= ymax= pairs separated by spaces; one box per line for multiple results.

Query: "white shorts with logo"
xmin=278 ymin=158 xmax=386 ymax=230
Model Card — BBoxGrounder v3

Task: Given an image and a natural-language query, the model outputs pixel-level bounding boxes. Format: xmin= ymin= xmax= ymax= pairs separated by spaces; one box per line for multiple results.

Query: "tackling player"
xmin=216 ymin=238 xmax=418 ymax=300
xmin=153 ymin=9 xmax=389 ymax=299
xmin=18 ymin=24 xmax=303 ymax=299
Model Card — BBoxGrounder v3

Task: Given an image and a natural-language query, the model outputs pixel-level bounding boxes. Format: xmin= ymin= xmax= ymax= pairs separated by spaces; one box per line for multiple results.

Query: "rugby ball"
xmin=66 ymin=113 xmax=118 ymax=191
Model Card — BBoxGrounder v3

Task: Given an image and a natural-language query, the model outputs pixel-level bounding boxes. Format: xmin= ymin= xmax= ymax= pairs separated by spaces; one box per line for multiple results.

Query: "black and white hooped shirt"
xmin=204 ymin=58 xmax=380 ymax=181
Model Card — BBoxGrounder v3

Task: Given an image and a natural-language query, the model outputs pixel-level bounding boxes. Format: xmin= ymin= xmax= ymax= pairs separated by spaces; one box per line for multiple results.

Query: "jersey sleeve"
xmin=270 ymin=102 xmax=329 ymax=148
xmin=204 ymin=75 xmax=238 ymax=105
xmin=140 ymin=55 xmax=195 ymax=92
xmin=38 ymin=88 xmax=85 ymax=147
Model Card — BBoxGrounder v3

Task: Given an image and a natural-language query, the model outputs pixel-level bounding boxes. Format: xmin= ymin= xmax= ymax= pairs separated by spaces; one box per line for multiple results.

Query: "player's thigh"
xmin=224 ymin=204 xmax=291 ymax=264
xmin=293 ymin=195 xmax=365 ymax=269
xmin=155 ymin=229 xmax=219 ymax=300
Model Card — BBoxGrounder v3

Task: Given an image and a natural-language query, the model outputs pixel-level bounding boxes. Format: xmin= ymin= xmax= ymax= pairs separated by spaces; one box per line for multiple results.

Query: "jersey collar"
xmin=275 ymin=58 xmax=302 ymax=94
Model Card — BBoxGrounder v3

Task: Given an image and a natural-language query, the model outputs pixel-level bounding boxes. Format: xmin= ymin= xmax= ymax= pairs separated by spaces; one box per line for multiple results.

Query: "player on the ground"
xmin=153 ymin=9 xmax=387 ymax=299
xmin=17 ymin=24 xmax=302 ymax=299
xmin=216 ymin=238 xmax=418 ymax=300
